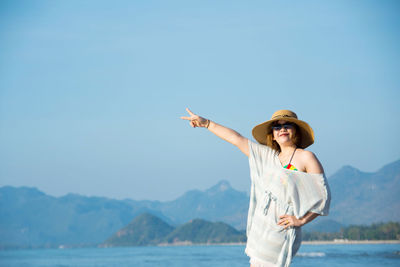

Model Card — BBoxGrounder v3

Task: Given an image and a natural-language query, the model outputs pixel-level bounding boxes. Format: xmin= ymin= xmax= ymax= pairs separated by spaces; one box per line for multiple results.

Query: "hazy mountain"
xmin=1 ymin=159 xmax=399 ymax=248
xmin=122 ymin=180 xmax=249 ymax=229
xmin=327 ymin=159 xmax=400 ymax=225
xmin=302 ymin=218 xmax=344 ymax=233
xmin=164 ymin=218 xmax=246 ymax=245
xmin=103 ymin=213 xmax=246 ymax=247
xmin=103 ymin=213 xmax=174 ymax=247
xmin=0 ymin=186 xmax=161 ymax=248
xmin=157 ymin=180 xmax=249 ymax=229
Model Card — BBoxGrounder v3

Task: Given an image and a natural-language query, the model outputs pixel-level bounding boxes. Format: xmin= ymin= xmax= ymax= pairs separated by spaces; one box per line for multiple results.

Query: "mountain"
xmin=302 ymin=219 xmax=344 ymax=233
xmin=103 ymin=213 xmax=174 ymax=247
xmin=0 ymin=181 xmax=248 ymax=248
xmin=0 ymin=186 xmax=161 ymax=248
xmin=102 ymin=213 xmax=246 ymax=247
xmin=120 ymin=180 xmax=249 ymax=229
xmin=327 ymin=160 xmax=400 ymax=225
xmin=1 ymin=159 xmax=399 ymax=248
xmin=164 ymin=218 xmax=246 ymax=244
xmin=156 ymin=180 xmax=249 ymax=229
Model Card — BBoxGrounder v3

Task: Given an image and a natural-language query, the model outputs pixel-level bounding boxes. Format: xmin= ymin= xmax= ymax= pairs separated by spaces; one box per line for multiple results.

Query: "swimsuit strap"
xmin=287 ymin=147 xmax=297 ymax=166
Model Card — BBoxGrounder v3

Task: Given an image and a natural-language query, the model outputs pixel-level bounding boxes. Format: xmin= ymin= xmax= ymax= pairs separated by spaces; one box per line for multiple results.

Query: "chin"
xmin=278 ymin=136 xmax=291 ymax=141
xmin=277 ymin=139 xmax=293 ymax=145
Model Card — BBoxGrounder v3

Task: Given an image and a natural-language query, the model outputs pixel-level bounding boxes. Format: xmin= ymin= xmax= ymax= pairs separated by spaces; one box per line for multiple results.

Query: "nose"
xmin=279 ymin=128 xmax=289 ymax=136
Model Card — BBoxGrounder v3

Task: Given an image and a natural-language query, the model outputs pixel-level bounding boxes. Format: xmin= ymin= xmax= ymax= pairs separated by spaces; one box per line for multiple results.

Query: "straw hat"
xmin=252 ymin=110 xmax=314 ymax=149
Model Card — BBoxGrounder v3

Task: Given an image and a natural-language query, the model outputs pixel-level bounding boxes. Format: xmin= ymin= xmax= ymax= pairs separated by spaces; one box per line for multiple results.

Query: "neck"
xmin=279 ymin=143 xmax=297 ymax=154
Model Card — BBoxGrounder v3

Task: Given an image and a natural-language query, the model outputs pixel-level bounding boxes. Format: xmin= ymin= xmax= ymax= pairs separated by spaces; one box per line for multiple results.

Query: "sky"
xmin=0 ymin=0 xmax=399 ymax=201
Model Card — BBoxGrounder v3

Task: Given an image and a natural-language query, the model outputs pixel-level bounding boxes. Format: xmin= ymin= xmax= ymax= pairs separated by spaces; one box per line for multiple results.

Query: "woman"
xmin=181 ymin=108 xmax=331 ymax=267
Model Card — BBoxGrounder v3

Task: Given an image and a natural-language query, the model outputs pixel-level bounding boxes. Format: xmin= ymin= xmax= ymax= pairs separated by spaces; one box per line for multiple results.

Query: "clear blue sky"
xmin=1 ymin=0 xmax=399 ymax=201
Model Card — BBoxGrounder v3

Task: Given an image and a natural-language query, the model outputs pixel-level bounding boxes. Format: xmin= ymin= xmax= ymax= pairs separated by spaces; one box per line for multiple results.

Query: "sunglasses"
xmin=272 ymin=123 xmax=295 ymax=131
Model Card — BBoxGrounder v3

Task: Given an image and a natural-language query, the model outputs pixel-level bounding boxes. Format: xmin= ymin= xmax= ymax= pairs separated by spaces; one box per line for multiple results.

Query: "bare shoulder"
xmin=297 ymin=149 xmax=324 ymax=174
xmin=298 ymin=150 xmax=316 ymax=160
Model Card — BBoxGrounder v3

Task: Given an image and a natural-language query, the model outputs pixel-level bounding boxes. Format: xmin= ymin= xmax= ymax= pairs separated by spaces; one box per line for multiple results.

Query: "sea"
xmin=1 ymin=243 xmax=399 ymax=267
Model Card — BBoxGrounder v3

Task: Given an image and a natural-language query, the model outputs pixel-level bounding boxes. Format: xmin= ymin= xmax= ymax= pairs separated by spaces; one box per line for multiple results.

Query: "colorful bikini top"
xmin=283 ymin=163 xmax=298 ymax=171
xmin=282 ymin=147 xmax=298 ymax=171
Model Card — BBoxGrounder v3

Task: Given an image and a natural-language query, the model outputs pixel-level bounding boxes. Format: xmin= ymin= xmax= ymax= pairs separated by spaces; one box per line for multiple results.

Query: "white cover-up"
xmin=245 ymin=140 xmax=331 ymax=267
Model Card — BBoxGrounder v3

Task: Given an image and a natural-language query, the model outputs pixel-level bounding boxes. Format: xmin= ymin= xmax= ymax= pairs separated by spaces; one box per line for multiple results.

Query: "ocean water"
xmin=0 ymin=244 xmax=399 ymax=267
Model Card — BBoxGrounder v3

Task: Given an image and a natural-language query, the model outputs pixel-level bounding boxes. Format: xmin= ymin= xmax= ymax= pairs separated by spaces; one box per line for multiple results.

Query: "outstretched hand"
xmin=180 ymin=108 xmax=209 ymax=128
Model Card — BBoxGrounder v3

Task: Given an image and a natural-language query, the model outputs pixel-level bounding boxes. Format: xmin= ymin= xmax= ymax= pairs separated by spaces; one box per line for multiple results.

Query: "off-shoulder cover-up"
xmin=245 ymin=140 xmax=331 ymax=267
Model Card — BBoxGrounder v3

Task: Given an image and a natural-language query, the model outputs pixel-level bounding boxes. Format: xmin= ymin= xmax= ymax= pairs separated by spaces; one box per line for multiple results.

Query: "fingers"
xmin=181 ymin=108 xmax=195 ymax=122
xmin=182 ymin=108 xmax=203 ymax=128
xmin=277 ymin=214 xmax=292 ymax=229
xmin=186 ymin=107 xmax=195 ymax=116
xmin=184 ymin=118 xmax=198 ymax=127
xmin=182 ymin=108 xmax=197 ymax=127
xmin=191 ymin=120 xmax=200 ymax=128
xmin=277 ymin=220 xmax=287 ymax=226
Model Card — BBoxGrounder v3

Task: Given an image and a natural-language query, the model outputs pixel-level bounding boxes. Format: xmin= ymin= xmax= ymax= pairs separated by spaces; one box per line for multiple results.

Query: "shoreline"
xmin=157 ymin=242 xmax=247 ymax=247
xmin=302 ymin=239 xmax=400 ymax=245
xmin=3 ymin=240 xmax=399 ymax=250
xmin=157 ymin=240 xmax=400 ymax=247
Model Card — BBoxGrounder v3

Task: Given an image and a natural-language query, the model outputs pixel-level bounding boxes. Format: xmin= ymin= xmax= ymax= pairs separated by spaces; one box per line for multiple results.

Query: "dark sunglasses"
xmin=272 ymin=123 xmax=295 ymax=131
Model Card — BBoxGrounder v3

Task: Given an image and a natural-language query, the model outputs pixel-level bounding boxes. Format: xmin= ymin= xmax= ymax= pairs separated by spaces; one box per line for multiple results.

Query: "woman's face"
xmin=272 ymin=120 xmax=296 ymax=146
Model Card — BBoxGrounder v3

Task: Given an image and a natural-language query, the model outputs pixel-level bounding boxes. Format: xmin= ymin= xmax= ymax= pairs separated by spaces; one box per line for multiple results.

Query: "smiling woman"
xmin=268 ymin=122 xmax=300 ymax=154
xmin=181 ymin=108 xmax=331 ymax=267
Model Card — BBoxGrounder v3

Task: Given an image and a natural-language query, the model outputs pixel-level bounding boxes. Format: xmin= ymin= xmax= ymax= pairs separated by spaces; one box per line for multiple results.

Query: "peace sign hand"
xmin=180 ymin=108 xmax=210 ymax=128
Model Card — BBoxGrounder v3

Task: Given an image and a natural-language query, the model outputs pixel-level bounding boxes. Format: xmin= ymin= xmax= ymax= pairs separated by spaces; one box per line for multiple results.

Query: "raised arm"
xmin=181 ymin=108 xmax=249 ymax=156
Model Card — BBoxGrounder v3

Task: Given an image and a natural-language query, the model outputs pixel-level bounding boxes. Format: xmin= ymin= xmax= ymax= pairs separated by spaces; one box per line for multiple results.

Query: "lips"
xmin=280 ymin=133 xmax=289 ymax=137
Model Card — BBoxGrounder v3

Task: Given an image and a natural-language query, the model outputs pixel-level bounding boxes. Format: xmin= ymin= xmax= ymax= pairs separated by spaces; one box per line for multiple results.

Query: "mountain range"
xmin=0 ymin=159 xmax=399 ymax=248
xmin=327 ymin=160 xmax=400 ymax=225
xmin=103 ymin=213 xmax=246 ymax=247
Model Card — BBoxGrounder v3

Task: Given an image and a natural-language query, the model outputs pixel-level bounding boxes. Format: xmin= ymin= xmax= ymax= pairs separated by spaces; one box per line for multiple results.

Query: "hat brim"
xmin=252 ymin=117 xmax=314 ymax=149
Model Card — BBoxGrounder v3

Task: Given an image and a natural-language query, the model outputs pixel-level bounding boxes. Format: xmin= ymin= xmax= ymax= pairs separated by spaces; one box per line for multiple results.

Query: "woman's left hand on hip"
xmin=277 ymin=214 xmax=303 ymax=229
